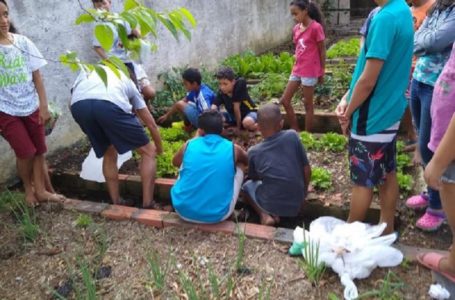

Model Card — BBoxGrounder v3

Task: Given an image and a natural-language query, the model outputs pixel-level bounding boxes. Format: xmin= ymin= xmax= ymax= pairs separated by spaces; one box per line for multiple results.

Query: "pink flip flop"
xmin=417 ymin=252 xmax=455 ymax=283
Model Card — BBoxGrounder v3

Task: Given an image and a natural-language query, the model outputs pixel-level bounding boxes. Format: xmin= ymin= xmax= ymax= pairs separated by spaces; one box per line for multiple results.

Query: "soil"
xmin=0 ymin=208 xmax=434 ymax=299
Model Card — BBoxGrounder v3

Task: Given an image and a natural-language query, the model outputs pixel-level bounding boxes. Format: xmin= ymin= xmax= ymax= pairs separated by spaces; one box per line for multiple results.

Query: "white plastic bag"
xmin=80 ymin=148 xmax=132 ymax=183
xmin=429 ymin=284 xmax=450 ymax=300
xmin=292 ymin=217 xmax=403 ymax=300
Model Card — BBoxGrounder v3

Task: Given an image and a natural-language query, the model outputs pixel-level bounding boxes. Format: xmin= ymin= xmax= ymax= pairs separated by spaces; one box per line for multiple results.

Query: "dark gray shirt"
xmin=247 ymin=130 xmax=309 ymax=217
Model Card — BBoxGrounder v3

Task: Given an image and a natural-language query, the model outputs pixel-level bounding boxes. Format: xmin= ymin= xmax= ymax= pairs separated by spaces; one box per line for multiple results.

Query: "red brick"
xmin=155 ymin=178 xmax=176 ymax=187
xmin=132 ymin=209 xmax=164 ymax=228
xmin=161 ymin=212 xmax=196 ymax=229
xmin=197 ymin=221 xmax=236 ymax=234
xmin=74 ymin=201 xmax=109 ymax=215
xmin=101 ymin=205 xmax=138 ymax=221
xmin=244 ymin=223 xmax=276 ymax=240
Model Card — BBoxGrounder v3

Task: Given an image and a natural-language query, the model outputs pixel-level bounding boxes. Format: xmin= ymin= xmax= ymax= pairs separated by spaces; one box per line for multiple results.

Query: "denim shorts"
xmin=442 ymin=163 xmax=455 ymax=184
xmin=289 ymin=75 xmax=318 ymax=87
xmin=183 ymin=102 xmax=199 ymax=128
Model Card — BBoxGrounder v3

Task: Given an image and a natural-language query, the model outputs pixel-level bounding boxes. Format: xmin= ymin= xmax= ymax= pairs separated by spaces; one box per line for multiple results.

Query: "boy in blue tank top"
xmin=171 ymin=110 xmax=248 ymax=223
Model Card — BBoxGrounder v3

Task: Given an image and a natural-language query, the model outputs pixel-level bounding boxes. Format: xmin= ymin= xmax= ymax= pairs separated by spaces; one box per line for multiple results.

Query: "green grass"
xmin=358 ymin=271 xmax=404 ymax=300
xmin=300 ymin=230 xmax=326 ymax=287
xmin=146 ymin=250 xmax=168 ymax=293
xmin=75 ymin=213 xmax=93 ymax=229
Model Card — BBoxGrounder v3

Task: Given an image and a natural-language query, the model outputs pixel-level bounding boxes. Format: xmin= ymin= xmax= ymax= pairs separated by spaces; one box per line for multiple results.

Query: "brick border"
xmin=53 ymin=198 xmax=443 ymax=261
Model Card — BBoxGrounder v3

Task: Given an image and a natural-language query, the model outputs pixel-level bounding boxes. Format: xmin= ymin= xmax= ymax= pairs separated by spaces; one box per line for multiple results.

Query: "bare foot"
xmin=25 ymin=191 xmax=39 ymax=207
xmin=439 ymin=256 xmax=455 ymax=276
xmin=36 ymin=192 xmax=66 ymax=203
xmin=260 ymin=213 xmax=276 ymax=226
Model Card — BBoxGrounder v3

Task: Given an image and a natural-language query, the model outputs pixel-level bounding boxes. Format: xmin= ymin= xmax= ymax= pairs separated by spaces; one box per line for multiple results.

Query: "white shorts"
xmin=289 ymin=75 xmax=318 ymax=87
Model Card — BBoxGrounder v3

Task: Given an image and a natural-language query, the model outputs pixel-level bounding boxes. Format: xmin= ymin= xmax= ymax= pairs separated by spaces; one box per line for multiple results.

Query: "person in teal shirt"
xmin=171 ymin=110 xmax=247 ymax=223
xmin=336 ymin=0 xmax=414 ymax=234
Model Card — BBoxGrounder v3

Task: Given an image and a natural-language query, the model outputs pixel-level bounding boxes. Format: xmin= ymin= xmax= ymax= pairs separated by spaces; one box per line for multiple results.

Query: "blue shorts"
xmin=183 ymin=102 xmax=199 ymax=128
xmin=222 ymin=111 xmax=258 ymax=126
xmin=71 ymin=100 xmax=149 ymax=158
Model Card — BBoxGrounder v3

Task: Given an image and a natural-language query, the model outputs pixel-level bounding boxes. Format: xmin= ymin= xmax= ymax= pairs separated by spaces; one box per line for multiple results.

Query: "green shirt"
xmin=349 ymin=0 xmax=414 ymax=135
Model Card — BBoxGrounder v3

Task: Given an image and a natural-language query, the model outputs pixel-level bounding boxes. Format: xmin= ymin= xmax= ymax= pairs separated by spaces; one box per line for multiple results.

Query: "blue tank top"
xmin=171 ymin=134 xmax=235 ymax=223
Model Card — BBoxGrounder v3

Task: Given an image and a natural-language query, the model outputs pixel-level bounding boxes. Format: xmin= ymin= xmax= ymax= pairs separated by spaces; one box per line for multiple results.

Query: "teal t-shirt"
xmin=348 ymin=0 xmax=414 ymax=135
xmin=171 ymin=134 xmax=235 ymax=223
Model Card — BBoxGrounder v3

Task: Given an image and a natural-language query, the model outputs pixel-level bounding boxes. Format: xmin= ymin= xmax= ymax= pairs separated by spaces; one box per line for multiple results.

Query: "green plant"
xmin=311 ymin=168 xmax=332 ymax=191
xmin=75 ymin=213 xmax=93 ymax=229
xmin=179 ymin=271 xmax=200 ymax=300
xmin=397 ymin=172 xmax=414 ymax=192
xmin=327 ymin=38 xmax=361 ymax=59
xmin=328 ymin=292 xmax=341 ymax=300
xmin=249 ymin=73 xmax=288 ymax=101
xmin=146 ymin=251 xmax=168 ymax=293
xmin=319 ymin=132 xmax=347 ymax=152
xmin=235 ymin=226 xmax=247 ymax=273
xmin=396 ymin=141 xmax=406 ymax=153
xmin=300 ymin=132 xmax=318 ymax=150
xmin=1 ymin=191 xmax=40 ymax=242
xmin=358 ymin=271 xmax=404 ymax=300
xmin=258 ymin=278 xmax=272 ymax=300
xmin=208 ymin=265 xmax=221 ymax=299
xmin=76 ymin=259 xmax=98 ymax=300
xmin=61 ymin=1 xmax=196 ymax=86
xmin=396 ymin=153 xmax=412 ymax=171
xmin=156 ymin=140 xmax=185 ymax=178
xmin=159 ymin=126 xmax=189 ymax=142
xmin=300 ymin=230 xmax=326 ymax=286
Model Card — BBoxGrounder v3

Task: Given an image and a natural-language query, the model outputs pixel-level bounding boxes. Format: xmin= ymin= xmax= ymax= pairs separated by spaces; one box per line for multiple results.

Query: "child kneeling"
xmin=242 ymin=104 xmax=311 ymax=225
xmin=171 ymin=110 xmax=248 ymax=223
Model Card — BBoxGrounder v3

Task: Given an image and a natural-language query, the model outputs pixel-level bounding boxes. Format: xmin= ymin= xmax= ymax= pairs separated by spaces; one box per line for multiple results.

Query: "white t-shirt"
xmin=0 ymin=34 xmax=47 ymax=116
xmin=71 ymin=66 xmax=146 ymax=114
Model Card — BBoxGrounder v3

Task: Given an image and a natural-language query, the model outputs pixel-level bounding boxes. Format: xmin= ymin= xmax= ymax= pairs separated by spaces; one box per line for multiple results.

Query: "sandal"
xmin=417 ymin=252 xmax=455 ymax=283
xmin=405 ymin=193 xmax=429 ymax=210
xmin=416 ymin=209 xmax=446 ymax=232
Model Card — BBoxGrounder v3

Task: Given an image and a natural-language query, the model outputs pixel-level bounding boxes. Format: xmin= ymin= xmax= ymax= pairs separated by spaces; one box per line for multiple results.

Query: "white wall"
xmin=0 ymin=0 xmax=291 ymax=185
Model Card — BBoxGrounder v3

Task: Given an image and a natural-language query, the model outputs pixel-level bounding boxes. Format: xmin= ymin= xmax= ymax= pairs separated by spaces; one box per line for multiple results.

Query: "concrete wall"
xmin=0 ymin=0 xmax=292 ymax=185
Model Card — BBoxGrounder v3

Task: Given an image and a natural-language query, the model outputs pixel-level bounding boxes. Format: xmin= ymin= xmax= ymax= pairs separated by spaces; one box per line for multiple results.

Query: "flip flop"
xmin=417 ymin=252 xmax=455 ymax=283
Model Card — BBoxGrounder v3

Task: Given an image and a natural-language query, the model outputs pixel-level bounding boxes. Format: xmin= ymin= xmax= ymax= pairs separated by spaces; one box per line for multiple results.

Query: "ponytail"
xmin=290 ymin=0 xmax=326 ymax=28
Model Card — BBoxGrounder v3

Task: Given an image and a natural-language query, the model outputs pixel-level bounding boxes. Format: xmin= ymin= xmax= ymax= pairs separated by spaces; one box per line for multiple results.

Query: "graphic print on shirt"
xmin=296 ymin=38 xmax=307 ymax=57
xmin=0 ymin=49 xmax=28 ymax=88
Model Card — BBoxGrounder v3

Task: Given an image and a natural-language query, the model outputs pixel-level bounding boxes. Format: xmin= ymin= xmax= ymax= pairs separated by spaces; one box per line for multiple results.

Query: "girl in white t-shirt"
xmin=0 ymin=0 xmax=64 ymax=206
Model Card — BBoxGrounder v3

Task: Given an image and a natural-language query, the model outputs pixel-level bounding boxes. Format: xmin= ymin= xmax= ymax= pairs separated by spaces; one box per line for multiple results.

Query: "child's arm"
xmin=303 ymin=165 xmax=311 ymax=196
xmin=233 ymin=102 xmax=242 ymax=131
xmin=318 ymin=40 xmax=326 ymax=83
xmin=234 ymin=144 xmax=248 ymax=166
xmin=32 ymin=70 xmax=50 ymax=125
xmin=424 ymin=114 xmax=455 ymax=190
xmin=93 ymin=46 xmax=108 ymax=60
xmin=157 ymin=97 xmax=188 ymax=124
xmin=136 ymin=107 xmax=163 ymax=155
xmin=172 ymin=142 xmax=188 ymax=167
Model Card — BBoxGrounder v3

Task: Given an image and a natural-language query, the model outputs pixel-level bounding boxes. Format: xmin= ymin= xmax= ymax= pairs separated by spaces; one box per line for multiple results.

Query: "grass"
xmin=235 ymin=225 xmax=247 ymax=273
xmin=146 ymin=250 xmax=169 ymax=293
xmin=358 ymin=271 xmax=405 ymax=300
xmin=300 ymin=229 xmax=326 ymax=287
xmin=0 ymin=190 xmax=40 ymax=242
xmin=75 ymin=213 xmax=93 ymax=229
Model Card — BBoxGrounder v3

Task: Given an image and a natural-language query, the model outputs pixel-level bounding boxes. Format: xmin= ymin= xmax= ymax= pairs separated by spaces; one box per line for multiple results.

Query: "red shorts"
xmin=0 ymin=109 xmax=47 ymax=159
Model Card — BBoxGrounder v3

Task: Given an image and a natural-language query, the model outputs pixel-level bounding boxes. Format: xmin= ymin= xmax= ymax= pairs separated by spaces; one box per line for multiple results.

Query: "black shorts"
xmin=71 ymin=100 xmax=149 ymax=158
xmin=349 ymin=136 xmax=397 ymax=188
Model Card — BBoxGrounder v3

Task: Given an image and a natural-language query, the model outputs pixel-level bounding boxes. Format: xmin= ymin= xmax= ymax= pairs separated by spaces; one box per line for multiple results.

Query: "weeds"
xmin=358 ymin=271 xmax=404 ymax=300
xmin=258 ymin=277 xmax=273 ymax=300
xmin=300 ymin=229 xmax=326 ymax=287
xmin=146 ymin=250 xmax=168 ymax=293
xmin=1 ymin=191 xmax=40 ymax=242
xmin=78 ymin=259 xmax=98 ymax=300
xmin=75 ymin=213 xmax=93 ymax=229
xmin=235 ymin=226 xmax=246 ymax=273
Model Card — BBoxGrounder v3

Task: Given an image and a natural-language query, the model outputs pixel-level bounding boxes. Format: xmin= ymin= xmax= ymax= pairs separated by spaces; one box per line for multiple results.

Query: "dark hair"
xmin=428 ymin=0 xmax=454 ymax=15
xmin=198 ymin=110 xmax=223 ymax=134
xmin=182 ymin=68 xmax=202 ymax=85
xmin=216 ymin=67 xmax=235 ymax=81
xmin=0 ymin=0 xmax=17 ymax=34
xmin=290 ymin=0 xmax=325 ymax=28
